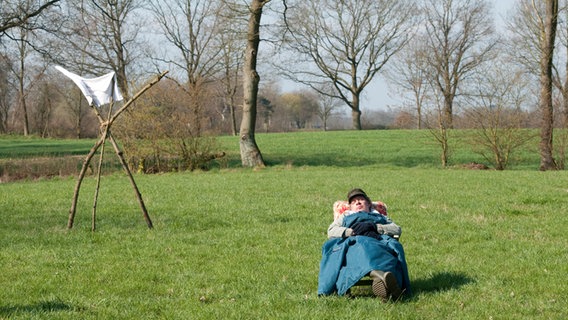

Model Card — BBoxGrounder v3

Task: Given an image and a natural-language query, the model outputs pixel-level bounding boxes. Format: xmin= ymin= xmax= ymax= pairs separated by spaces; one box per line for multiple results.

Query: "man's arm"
xmin=377 ymin=222 xmax=402 ymax=238
xmin=327 ymin=215 xmax=352 ymax=239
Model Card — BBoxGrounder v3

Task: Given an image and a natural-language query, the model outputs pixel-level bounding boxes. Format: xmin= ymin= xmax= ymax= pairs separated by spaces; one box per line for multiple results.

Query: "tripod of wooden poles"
xmin=67 ymin=71 xmax=168 ymax=231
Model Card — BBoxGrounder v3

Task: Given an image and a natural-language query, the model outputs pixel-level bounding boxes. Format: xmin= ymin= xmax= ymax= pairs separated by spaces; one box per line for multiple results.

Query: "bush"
xmin=124 ymin=136 xmax=225 ymax=173
xmin=114 ymin=87 xmax=225 ymax=173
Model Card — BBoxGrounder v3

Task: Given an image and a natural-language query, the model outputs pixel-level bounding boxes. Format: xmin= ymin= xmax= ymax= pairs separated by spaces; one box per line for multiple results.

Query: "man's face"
xmin=349 ymin=196 xmax=370 ymax=212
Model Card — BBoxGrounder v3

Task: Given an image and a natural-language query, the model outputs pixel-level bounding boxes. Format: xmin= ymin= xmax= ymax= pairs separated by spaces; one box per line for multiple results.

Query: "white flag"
xmin=55 ymin=66 xmax=123 ymax=107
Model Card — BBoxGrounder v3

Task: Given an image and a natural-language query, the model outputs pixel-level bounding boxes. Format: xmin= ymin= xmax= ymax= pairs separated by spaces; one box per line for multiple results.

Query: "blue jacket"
xmin=317 ymin=212 xmax=411 ymax=296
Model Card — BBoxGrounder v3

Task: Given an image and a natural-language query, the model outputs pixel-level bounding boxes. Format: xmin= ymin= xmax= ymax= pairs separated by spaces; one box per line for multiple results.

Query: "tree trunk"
xmin=351 ymin=93 xmax=362 ymax=130
xmin=443 ymin=92 xmax=454 ymax=129
xmin=19 ymin=84 xmax=29 ymax=136
xmin=417 ymin=109 xmax=422 ymax=130
xmin=239 ymin=0 xmax=266 ymax=167
xmin=539 ymin=0 xmax=558 ymax=171
xmin=438 ymin=115 xmax=449 ymax=167
xmin=230 ymin=100 xmax=237 ymax=136
xmin=18 ymin=40 xmax=29 ymax=136
xmin=116 ymin=62 xmax=130 ymax=101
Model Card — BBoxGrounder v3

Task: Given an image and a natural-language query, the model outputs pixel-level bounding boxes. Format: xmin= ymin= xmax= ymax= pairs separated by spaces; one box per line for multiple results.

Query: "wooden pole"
xmin=68 ymin=136 xmax=104 ymax=229
xmin=91 ymin=134 xmax=105 ymax=231
xmin=90 ymin=103 xmax=114 ymax=231
xmin=66 ymin=71 xmax=168 ymax=230
xmin=107 ymin=133 xmax=153 ymax=228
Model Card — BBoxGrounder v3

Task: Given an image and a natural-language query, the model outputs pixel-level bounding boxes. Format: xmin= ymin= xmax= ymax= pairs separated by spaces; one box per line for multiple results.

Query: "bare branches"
xmin=148 ymin=0 xmax=225 ymax=84
xmin=279 ymin=0 xmax=416 ymax=129
xmin=0 ymin=0 xmax=60 ymax=34
xmin=421 ymin=0 xmax=497 ymax=128
xmin=58 ymin=0 xmax=144 ymax=99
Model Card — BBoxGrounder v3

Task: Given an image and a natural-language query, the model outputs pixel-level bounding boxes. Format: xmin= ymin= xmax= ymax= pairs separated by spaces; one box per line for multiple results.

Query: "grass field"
xmin=1 ymin=130 xmax=566 ymax=319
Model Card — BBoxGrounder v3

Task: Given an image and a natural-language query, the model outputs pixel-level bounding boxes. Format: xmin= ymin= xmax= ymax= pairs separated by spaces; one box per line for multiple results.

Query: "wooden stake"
xmin=68 ymin=137 xmax=104 ymax=229
xmin=67 ymin=71 xmax=168 ymax=230
xmin=107 ymin=133 xmax=153 ymax=228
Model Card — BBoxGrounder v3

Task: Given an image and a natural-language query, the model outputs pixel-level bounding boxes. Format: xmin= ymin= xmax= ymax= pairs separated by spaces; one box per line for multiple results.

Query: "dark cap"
xmin=347 ymin=188 xmax=371 ymax=203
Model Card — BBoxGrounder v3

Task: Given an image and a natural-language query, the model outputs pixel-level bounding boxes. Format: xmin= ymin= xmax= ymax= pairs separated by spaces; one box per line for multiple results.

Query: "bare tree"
xmin=280 ymin=0 xmax=415 ymax=130
xmin=218 ymin=14 xmax=245 ymax=136
xmin=16 ymin=30 xmax=31 ymax=136
xmin=214 ymin=1 xmax=250 ymax=136
xmin=0 ymin=54 xmax=11 ymax=133
xmin=423 ymin=91 xmax=452 ymax=167
xmin=4 ymin=26 xmax=48 ymax=136
xmin=508 ymin=0 xmax=564 ymax=170
xmin=539 ymin=0 xmax=560 ymax=170
xmin=149 ymin=0 xmax=225 ymax=137
xmin=61 ymin=0 xmax=144 ymax=99
xmin=315 ymin=86 xmax=342 ymax=131
xmin=0 ymin=0 xmax=62 ymax=135
xmin=464 ymin=61 xmax=534 ymax=170
xmin=421 ymin=0 xmax=497 ymax=129
xmin=551 ymin=1 xmax=568 ymax=169
xmin=557 ymin=2 xmax=568 ymax=116
xmin=45 ymin=0 xmax=146 ymax=139
xmin=0 ymin=0 xmax=60 ymax=35
xmin=507 ymin=1 xmax=541 ymax=75
xmin=53 ymin=78 xmax=95 ymax=138
xmin=239 ymin=0 xmax=269 ymax=167
xmin=385 ymin=41 xmax=431 ymax=129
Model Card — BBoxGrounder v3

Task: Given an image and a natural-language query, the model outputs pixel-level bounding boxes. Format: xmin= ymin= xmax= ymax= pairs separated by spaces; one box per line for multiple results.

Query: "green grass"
xmin=0 ymin=135 xmax=97 ymax=159
xmin=1 ymin=129 xmax=542 ymax=170
xmin=221 ymin=130 xmax=541 ymax=170
xmin=1 ymin=130 xmax=566 ymax=319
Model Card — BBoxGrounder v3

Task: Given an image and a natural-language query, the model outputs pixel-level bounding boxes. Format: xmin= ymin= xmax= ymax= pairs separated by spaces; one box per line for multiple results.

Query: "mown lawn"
xmin=1 ymin=130 xmax=566 ymax=319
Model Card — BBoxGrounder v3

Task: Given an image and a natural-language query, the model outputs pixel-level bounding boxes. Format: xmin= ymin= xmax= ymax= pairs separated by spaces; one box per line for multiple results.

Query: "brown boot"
xmin=369 ymin=270 xmax=402 ymax=301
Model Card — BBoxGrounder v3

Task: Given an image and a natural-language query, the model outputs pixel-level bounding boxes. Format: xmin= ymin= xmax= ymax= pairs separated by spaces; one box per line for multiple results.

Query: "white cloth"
xmin=55 ymin=66 xmax=123 ymax=107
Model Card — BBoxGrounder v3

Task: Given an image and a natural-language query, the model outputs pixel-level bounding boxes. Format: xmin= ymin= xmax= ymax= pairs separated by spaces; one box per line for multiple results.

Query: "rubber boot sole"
xmin=370 ymin=270 xmax=402 ymax=301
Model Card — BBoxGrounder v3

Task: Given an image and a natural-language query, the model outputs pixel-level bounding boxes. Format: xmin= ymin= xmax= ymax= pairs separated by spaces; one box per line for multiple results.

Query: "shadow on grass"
xmin=0 ymin=299 xmax=76 ymax=317
xmin=411 ymin=271 xmax=475 ymax=295
xmin=348 ymin=271 xmax=474 ymax=301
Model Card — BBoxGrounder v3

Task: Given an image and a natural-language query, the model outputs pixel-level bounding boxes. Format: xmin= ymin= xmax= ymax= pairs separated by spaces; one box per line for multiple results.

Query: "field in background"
xmin=1 ymin=130 xmax=565 ymax=319
xmin=1 ymin=130 xmax=542 ymax=182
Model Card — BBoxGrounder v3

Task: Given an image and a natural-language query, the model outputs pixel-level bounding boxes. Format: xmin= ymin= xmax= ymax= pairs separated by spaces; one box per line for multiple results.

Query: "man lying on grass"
xmin=317 ymin=188 xmax=411 ymax=300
